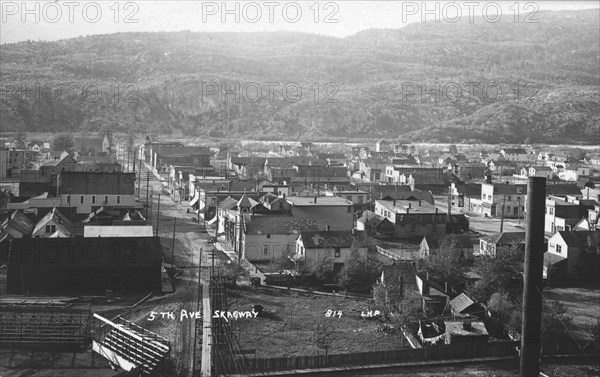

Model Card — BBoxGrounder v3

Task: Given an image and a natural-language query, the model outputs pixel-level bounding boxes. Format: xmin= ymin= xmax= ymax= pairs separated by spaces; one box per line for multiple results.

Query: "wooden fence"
xmin=245 ymin=341 xmax=518 ymax=371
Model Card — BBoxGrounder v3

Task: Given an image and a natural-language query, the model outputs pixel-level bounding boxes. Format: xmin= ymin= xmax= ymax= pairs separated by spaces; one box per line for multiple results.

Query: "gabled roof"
xmin=32 ymin=207 xmax=71 ymax=235
xmin=237 ymin=194 xmax=259 ymax=209
xmin=422 ymin=234 xmax=473 ymax=249
xmin=42 ymin=153 xmax=77 ymax=167
xmin=219 ymin=196 xmax=239 ymax=210
xmin=480 ymin=232 xmax=526 ymax=245
xmin=245 ymin=216 xmax=318 ymax=235
xmin=381 ymin=262 xmax=419 ymax=296
xmin=557 ymin=230 xmax=600 ymax=248
xmin=502 ymin=148 xmax=527 ymax=154
xmin=449 ymin=293 xmax=476 ymax=314
xmin=3 ymin=210 xmax=35 ymax=236
xmin=299 ymin=230 xmax=367 ymax=249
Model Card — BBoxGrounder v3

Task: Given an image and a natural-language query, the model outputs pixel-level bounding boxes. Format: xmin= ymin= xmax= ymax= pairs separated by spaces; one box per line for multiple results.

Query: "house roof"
xmin=422 ymin=234 xmax=473 ymax=249
xmin=231 ymin=156 xmax=266 ymax=166
xmin=299 ymin=230 xmax=367 ymax=249
xmin=502 ymin=148 xmax=527 ymax=154
xmin=381 ymin=262 xmax=419 ymax=295
xmin=376 ymin=199 xmax=441 ymax=214
xmin=449 ymin=293 xmax=476 ymax=314
xmin=546 ymin=184 xmax=583 ymax=196
xmin=237 ymin=194 xmax=259 ymax=209
xmin=219 ymin=196 xmax=239 ymax=210
xmin=58 ymin=171 xmax=135 ymax=195
xmin=286 ymin=196 xmax=352 ymax=206
xmin=557 ymin=231 xmax=600 ymax=247
xmin=488 ymin=184 xmax=527 ymax=195
xmin=3 ymin=210 xmax=35 ymax=236
xmin=376 ymin=189 xmax=435 ymax=205
xmin=83 ymin=225 xmax=154 ymax=237
xmin=531 ymin=166 xmax=553 ymax=171
xmin=480 ymin=232 xmax=526 ymax=245
xmin=444 ymin=321 xmax=489 ymax=336
xmin=544 ymin=252 xmax=567 ymax=267
xmin=42 ymin=153 xmax=77 ymax=167
xmin=32 ymin=207 xmax=71 ymax=235
xmin=245 ymin=216 xmax=318 ymax=235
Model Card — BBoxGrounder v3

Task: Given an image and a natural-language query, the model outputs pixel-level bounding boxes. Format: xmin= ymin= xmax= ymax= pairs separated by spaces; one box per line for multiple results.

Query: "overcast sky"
xmin=1 ymin=1 xmax=598 ymax=44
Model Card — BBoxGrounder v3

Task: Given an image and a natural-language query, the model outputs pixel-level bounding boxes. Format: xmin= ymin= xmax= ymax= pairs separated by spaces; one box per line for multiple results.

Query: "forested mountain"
xmin=1 ymin=9 xmax=598 ymax=143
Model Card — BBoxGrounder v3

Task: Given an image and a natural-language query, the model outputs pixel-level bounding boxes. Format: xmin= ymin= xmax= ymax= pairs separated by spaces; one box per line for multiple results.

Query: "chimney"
xmin=463 ymin=320 xmax=472 ymax=331
xmin=419 ymin=200 xmax=422 ymax=206
xmin=393 ymin=199 xmax=396 ymax=206
xmin=408 ymin=203 xmax=412 ymax=209
xmin=326 ymin=225 xmax=331 ymax=231
xmin=436 ymin=208 xmax=439 ymax=214
xmin=283 ymin=193 xmax=286 ymax=199
xmin=314 ymin=196 xmax=317 ymax=204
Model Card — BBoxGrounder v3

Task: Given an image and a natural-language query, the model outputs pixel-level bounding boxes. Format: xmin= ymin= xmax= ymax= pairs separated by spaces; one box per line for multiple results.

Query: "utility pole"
xmin=145 ymin=172 xmax=150 ymax=219
xmin=192 ymin=245 xmax=202 ymax=375
xmin=171 ymin=217 xmax=177 ymax=267
xmin=500 ymin=195 xmax=506 ymax=233
xmin=137 ymin=149 xmax=142 ymax=198
xmin=148 ymin=194 xmax=153 ymax=225
xmin=520 ymin=177 xmax=546 ymax=377
xmin=517 ymin=196 xmax=521 ymax=226
xmin=156 ymin=193 xmax=161 ymax=237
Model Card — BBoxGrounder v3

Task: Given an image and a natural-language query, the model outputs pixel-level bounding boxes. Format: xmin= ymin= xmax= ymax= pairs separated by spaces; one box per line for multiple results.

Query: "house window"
xmin=358 ymin=196 xmax=363 ymax=204
xmin=266 ymin=234 xmax=271 ymax=238
xmin=117 ymin=196 xmax=121 ymax=204
xmin=91 ymin=196 xmax=96 ymax=204
xmin=334 ymin=248 xmax=341 ymax=258
xmin=264 ymin=245 xmax=269 ymax=255
xmin=346 ymin=195 xmax=352 ymax=201
xmin=556 ymin=245 xmax=562 ymax=254
xmin=80 ymin=196 xmax=84 ymax=204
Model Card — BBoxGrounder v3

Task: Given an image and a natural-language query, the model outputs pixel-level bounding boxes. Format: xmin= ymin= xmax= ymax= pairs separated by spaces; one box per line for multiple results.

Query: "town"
xmin=1 ymin=132 xmax=598 ymax=376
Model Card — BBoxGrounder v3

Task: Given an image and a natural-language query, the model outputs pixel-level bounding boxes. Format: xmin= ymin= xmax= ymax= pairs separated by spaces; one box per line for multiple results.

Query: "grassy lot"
xmin=226 ymin=287 xmax=409 ymax=358
xmin=543 ymin=287 xmax=600 ymax=342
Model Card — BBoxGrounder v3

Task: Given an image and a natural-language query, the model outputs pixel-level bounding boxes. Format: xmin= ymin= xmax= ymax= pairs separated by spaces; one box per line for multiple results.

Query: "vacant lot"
xmin=543 ymin=287 xmax=600 ymax=342
xmin=226 ymin=287 xmax=409 ymax=358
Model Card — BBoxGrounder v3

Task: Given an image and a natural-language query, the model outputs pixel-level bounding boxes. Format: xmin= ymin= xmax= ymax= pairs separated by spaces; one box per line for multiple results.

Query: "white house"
xmin=545 ymin=231 xmax=599 ymax=281
xmin=500 ymin=148 xmax=528 ymax=162
xmin=242 ymin=216 xmax=318 ymax=262
xmin=32 ymin=208 xmax=72 ymax=238
xmin=294 ymin=230 xmax=368 ymax=274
